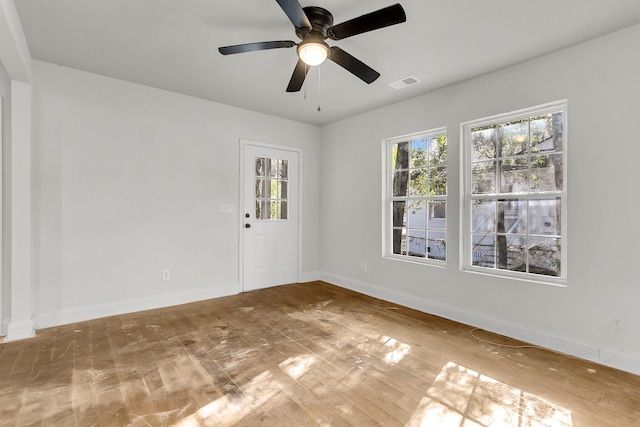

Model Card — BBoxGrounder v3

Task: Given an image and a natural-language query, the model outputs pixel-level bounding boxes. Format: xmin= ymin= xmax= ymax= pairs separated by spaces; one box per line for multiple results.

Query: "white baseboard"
xmin=598 ymin=348 xmax=640 ymax=376
xmin=36 ymin=284 xmax=240 ymax=330
xmin=6 ymin=319 xmax=36 ymax=341
xmin=320 ymin=272 xmax=640 ymax=377
xmin=1 ymin=318 xmax=10 ymax=337
xmin=299 ymin=270 xmax=322 ymax=283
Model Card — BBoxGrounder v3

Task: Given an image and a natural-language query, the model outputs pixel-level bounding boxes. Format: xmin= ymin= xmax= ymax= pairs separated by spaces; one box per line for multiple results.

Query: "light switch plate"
xmin=219 ymin=204 xmax=236 ymax=214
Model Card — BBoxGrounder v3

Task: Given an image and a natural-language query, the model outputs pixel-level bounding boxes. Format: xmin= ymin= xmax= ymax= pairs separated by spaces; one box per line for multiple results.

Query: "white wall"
xmin=1 ymin=0 xmax=35 ymax=340
xmin=0 ymin=60 xmax=9 ymax=334
xmin=31 ymin=60 xmax=321 ymax=327
xmin=320 ymin=24 xmax=640 ymax=375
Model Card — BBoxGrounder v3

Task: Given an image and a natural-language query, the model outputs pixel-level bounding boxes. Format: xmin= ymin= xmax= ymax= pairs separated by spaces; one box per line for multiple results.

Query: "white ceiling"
xmin=15 ymin=0 xmax=640 ymax=126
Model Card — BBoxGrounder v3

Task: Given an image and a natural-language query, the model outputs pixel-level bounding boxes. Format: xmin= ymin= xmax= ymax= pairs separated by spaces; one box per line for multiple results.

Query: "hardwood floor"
xmin=1 ymin=281 xmax=639 ymax=426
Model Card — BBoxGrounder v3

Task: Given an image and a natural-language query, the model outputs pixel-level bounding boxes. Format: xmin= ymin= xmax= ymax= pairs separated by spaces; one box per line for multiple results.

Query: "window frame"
xmin=383 ymin=127 xmax=448 ymax=266
xmin=460 ymin=101 xmax=568 ymax=286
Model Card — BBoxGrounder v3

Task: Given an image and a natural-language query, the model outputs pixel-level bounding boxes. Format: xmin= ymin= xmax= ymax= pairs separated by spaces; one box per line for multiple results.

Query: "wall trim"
xmin=35 ymin=284 xmax=240 ymax=330
xmin=299 ymin=270 xmax=322 ymax=283
xmin=5 ymin=318 xmax=35 ymax=341
xmin=0 ymin=98 xmax=3 ymax=338
xmin=320 ymin=272 xmax=640 ymax=376
xmin=598 ymin=348 xmax=640 ymax=378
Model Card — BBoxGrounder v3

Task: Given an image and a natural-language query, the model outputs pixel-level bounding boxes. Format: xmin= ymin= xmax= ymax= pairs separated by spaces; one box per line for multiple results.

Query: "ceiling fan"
xmin=218 ymin=0 xmax=406 ymax=92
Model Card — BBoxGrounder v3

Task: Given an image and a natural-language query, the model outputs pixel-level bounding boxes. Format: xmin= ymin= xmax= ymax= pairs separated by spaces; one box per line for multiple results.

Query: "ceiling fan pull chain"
xmin=317 ymin=65 xmax=322 ymax=112
xmin=304 ymin=62 xmax=309 ymax=100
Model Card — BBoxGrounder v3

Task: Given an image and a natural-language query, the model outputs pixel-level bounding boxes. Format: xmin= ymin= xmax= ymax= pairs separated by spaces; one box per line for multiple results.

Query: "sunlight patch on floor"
xmin=406 ymin=361 xmax=572 ymax=427
xmin=355 ymin=333 xmax=414 ymax=366
xmin=172 ymin=371 xmax=281 ymax=426
xmin=379 ymin=335 xmax=412 ymax=365
xmin=279 ymin=354 xmax=317 ymax=379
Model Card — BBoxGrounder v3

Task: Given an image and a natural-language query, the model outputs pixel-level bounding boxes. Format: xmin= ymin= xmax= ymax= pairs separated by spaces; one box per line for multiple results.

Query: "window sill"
xmin=384 ymin=254 xmax=447 ymax=269
xmin=461 ymin=265 xmax=567 ymax=287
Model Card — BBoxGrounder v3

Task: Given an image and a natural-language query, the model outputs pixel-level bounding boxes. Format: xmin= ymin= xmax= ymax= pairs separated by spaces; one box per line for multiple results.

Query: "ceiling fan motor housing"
xmin=295 ymin=7 xmax=334 ymax=40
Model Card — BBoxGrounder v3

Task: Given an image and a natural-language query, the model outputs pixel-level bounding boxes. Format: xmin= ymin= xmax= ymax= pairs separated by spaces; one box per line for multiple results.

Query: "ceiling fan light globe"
xmin=298 ymin=42 xmax=329 ymax=66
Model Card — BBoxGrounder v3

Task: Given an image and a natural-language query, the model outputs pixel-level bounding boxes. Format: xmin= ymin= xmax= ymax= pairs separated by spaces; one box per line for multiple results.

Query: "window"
xmin=462 ymin=101 xmax=567 ymax=284
xmin=385 ymin=129 xmax=447 ymax=263
xmin=255 ymin=157 xmax=288 ymax=220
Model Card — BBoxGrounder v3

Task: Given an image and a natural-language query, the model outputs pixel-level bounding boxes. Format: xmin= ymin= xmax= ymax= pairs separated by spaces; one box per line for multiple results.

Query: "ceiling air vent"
xmin=389 ymin=76 xmax=421 ymax=89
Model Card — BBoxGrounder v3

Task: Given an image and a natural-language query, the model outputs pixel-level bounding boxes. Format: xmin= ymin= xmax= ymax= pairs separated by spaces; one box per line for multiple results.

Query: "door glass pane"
xmin=278 ymin=160 xmax=288 ymax=179
xmin=279 ymin=181 xmax=288 ymax=199
xmin=256 ymin=200 xmax=269 ymax=220
xmin=265 ymin=158 xmax=272 ymax=177
xmin=256 ymin=158 xmax=266 ymax=177
xmin=255 ymin=179 xmax=267 ymax=198
xmin=267 ymin=201 xmax=277 ymax=219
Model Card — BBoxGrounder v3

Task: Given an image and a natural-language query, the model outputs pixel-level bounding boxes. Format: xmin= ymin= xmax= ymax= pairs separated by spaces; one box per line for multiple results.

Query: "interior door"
xmin=242 ymin=144 xmax=299 ymax=291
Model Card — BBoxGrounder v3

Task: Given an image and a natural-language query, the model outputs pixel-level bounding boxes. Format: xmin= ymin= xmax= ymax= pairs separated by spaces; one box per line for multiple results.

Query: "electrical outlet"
xmin=162 ymin=269 xmax=170 ymax=281
xmin=361 ymin=263 xmax=367 ymax=272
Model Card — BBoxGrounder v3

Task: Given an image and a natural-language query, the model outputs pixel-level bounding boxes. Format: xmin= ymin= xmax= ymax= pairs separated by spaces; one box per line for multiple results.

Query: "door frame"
xmin=238 ymin=139 xmax=303 ymax=292
xmin=0 ymin=99 xmax=3 ymax=335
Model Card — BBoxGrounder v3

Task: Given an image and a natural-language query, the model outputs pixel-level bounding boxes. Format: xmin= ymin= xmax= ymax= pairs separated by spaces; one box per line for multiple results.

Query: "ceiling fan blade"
xmin=286 ymin=59 xmax=309 ymax=92
xmin=276 ymin=0 xmax=312 ymax=29
xmin=218 ymin=40 xmax=296 ymax=55
xmin=328 ymin=3 xmax=406 ymax=40
xmin=328 ymin=47 xmax=380 ymax=84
